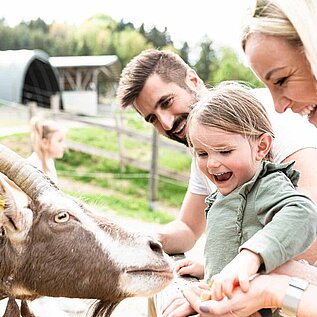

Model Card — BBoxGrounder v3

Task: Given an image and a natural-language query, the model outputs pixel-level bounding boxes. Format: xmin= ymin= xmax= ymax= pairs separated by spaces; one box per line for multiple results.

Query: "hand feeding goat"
xmin=0 ymin=144 xmax=173 ymax=317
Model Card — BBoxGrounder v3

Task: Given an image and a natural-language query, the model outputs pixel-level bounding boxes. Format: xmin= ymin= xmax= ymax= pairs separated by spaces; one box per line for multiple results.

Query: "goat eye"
xmin=54 ymin=212 xmax=70 ymax=223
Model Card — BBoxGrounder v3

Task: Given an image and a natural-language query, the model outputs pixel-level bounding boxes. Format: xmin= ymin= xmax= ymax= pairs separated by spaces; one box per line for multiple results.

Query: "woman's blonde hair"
xmin=30 ymin=116 xmax=61 ymax=173
xmin=241 ymin=0 xmax=317 ymax=79
xmin=187 ymin=82 xmax=274 ymax=160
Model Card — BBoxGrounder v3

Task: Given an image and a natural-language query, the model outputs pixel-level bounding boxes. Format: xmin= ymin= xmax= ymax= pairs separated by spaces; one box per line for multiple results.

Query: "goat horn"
xmin=0 ymin=144 xmax=59 ymax=199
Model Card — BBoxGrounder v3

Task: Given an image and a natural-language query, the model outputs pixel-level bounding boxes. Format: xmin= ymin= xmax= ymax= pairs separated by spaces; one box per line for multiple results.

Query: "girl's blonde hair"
xmin=241 ymin=0 xmax=317 ymax=80
xmin=30 ymin=116 xmax=62 ymax=173
xmin=187 ymin=82 xmax=274 ymax=160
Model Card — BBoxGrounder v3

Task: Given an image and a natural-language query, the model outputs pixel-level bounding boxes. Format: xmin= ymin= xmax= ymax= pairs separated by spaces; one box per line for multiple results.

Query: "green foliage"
xmin=0 ymin=15 xmax=264 ymax=89
xmin=179 ymin=42 xmax=191 ymax=66
xmin=194 ymin=38 xmax=218 ymax=82
xmin=113 ymin=29 xmax=152 ymax=66
xmin=211 ymin=46 xmax=264 ymax=88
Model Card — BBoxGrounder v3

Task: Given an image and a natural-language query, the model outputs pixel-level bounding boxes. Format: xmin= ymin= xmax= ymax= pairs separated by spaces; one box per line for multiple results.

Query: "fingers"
xmin=162 ymin=294 xmax=196 ymax=317
xmin=238 ymin=271 xmax=250 ymax=293
xmin=177 ymin=266 xmax=195 ymax=276
xmin=174 ymin=259 xmax=192 ymax=273
xmin=183 ymin=288 xmax=231 ymax=317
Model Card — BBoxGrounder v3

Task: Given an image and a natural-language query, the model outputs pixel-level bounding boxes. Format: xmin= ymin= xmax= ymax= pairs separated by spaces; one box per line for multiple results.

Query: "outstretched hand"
xmin=210 ymin=249 xmax=262 ymax=299
xmin=174 ymin=258 xmax=204 ymax=279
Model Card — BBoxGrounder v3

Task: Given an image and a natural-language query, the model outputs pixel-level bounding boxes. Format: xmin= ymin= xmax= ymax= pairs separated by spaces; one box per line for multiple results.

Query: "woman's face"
xmin=245 ymin=33 xmax=317 ymax=128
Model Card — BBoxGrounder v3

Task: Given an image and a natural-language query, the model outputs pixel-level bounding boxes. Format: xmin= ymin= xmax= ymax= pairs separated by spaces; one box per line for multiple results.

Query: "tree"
xmin=179 ymin=42 xmax=190 ymax=66
xmin=76 ymin=14 xmax=117 ymax=55
xmin=194 ymin=38 xmax=218 ymax=83
xmin=142 ymin=26 xmax=173 ymax=48
xmin=0 ymin=19 xmax=15 ymax=49
xmin=116 ymin=19 xmax=135 ymax=32
xmin=211 ymin=46 xmax=264 ymax=88
xmin=113 ymin=29 xmax=152 ymax=66
xmin=28 ymin=18 xmax=49 ymax=33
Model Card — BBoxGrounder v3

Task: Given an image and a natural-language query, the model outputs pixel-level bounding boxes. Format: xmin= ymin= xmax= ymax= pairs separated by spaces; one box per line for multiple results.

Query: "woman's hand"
xmin=182 ymin=274 xmax=286 ymax=317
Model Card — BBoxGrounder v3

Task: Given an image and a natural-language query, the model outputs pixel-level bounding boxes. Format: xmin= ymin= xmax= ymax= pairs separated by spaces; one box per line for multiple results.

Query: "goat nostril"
xmin=149 ymin=240 xmax=163 ymax=254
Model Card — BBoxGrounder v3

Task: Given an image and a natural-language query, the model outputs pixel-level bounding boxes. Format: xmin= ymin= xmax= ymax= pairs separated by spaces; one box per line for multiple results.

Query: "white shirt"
xmin=188 ymin=88 xmax=317 ymax=195
xmin=28 ymin=152 xmax=58 ymax=184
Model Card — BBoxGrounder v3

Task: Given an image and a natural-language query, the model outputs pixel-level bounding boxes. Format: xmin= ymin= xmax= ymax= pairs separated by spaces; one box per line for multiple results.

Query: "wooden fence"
xmin=0 ymin=100 xmax=191 ymax=209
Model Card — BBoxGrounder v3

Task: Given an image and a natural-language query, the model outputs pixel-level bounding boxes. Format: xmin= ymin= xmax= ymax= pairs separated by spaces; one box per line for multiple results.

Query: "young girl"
xmin=28 ymin=116 xmax=66 ymax=184
xmin=176 ymin=82 xmax=317 ymax=301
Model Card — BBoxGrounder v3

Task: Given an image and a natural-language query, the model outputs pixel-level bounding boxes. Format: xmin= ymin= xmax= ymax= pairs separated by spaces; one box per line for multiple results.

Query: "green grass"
xmin=57 ymin=149 xmax=187 ymax=208
xmin=68 ymin=191 xmax=174 ymax=224
xmin=67 ymin=126 xmax=192 ymax=171
xmin=0 ymin=127 xmax=189 ymax=224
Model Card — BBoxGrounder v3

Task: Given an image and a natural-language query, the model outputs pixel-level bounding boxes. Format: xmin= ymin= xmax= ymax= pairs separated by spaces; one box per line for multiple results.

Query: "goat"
xmin=0 ymin=144 xmax=174 ymax=317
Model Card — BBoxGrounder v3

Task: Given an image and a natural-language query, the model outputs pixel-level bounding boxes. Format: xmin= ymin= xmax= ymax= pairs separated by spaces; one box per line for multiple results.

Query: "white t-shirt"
xmin=28 ymin=152 xmax=58 ymax=184
xmin=188 ymin=88 xmax=317 ymax=195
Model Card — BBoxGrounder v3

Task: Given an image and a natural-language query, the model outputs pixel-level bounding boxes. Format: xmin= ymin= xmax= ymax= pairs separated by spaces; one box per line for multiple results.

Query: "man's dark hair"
xmin=117 ymin=49 xmax=190 ymax=108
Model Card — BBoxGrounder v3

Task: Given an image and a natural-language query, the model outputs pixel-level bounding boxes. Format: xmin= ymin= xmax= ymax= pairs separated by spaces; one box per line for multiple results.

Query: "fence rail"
xmin=0 ymin=100 xmax=191 ymax=208
xmin=67 ymin=140 xmax=189 ymax=183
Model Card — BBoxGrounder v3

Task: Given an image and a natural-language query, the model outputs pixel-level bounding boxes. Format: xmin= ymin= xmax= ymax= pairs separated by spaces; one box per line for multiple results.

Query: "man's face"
xmin=134 ymin=74 xmax=198 ymax=146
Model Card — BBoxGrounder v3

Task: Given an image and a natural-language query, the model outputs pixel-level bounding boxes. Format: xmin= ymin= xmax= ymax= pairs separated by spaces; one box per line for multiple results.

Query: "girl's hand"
xmin=174 ymin=258 xmax=204 ymax=280
xmin=210 ymin=249 xmax=262 ymax=299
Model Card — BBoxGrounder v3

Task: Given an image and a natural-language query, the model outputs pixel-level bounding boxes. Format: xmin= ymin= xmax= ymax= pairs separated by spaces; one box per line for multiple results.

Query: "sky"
xmin=1 ymin=0 xmax=253 ymax=55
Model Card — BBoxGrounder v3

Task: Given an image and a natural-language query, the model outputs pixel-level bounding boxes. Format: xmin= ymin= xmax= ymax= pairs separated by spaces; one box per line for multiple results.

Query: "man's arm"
xmin=157 ymin=191 xmax=207 ymax=254
xmin=282 ymin=147 xmax=317 ymax=264
xmin=273 ymin=260 xmax=317 ymax=285
xmin=285 ymin=148 xmax=317 ymax=202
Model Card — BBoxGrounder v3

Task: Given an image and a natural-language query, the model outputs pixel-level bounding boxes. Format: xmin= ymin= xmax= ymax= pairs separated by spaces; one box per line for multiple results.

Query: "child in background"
xmin=26 ymin=117 xmax=92 ymax=317
xmin=175 ymin=82 xmax=317 ymax=301
xmin=28 ymin=116 xmax=66 ymax=184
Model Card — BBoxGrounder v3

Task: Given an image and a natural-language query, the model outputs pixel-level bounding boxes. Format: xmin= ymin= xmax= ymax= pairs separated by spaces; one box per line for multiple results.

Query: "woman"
xmin=241 ymin=0 xmax=317 ymax=128
xmin=178 ymin=1 xmax=317 ymax=316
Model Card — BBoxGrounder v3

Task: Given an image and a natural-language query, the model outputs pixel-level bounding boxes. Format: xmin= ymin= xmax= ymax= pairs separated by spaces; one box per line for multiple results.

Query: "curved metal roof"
xmin=49 ymin=55 xmax=121 ymax=80
xmin=0 ymin=49 xmax=60 ymax=107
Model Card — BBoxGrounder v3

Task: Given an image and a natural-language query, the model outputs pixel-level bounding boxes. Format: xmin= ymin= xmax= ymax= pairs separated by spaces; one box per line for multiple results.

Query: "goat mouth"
xmin=126 ymin=268 xmax=174 ymax=278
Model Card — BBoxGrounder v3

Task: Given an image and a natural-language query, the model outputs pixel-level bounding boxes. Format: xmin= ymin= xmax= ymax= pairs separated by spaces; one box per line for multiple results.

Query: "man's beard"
xmin=164 ymin=90 xmax=200 ymax=147
xmin=166 ymin=113 xmax=189 ymax=146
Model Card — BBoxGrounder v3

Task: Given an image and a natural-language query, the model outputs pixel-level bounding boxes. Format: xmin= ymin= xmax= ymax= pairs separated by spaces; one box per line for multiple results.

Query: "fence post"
xmin=50 ymin=93 xmax=60 ymax=115
xmin=149 ymin=128 xmax=159 ymax=211
xmin=27 ymin=101 xmax=38 ymax=120
xmin=116 ymin=112 xmax=125 ymax=172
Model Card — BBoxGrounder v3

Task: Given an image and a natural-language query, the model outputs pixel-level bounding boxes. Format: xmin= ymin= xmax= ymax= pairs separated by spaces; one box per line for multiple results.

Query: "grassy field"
xmin=0 ymin=123 xmax=191 ymax=224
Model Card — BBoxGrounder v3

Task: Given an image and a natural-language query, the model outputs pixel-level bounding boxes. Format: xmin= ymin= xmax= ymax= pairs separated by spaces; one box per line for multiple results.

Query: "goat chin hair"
xmin=90 ymin=299 xmax=120 ymax=317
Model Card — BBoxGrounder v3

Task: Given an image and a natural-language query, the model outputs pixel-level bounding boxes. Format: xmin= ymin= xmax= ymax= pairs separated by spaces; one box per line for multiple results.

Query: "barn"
xmin=0 ymin=49 xmax=61 ymax=109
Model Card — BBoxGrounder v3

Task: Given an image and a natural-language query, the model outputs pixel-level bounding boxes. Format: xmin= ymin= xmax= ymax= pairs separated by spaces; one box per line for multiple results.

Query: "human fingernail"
xmin=200 ymin=305 xmax=209 ymax=313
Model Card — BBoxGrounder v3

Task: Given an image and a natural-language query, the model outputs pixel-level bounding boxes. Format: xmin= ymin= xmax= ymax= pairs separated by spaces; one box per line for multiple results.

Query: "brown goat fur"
xmin=0 ymin=176 xmax=173 ymax=317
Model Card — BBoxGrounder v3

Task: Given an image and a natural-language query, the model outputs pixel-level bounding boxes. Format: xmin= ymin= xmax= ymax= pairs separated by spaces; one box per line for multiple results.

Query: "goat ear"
xmin=0 ymin=180 xmax=33 ymax=247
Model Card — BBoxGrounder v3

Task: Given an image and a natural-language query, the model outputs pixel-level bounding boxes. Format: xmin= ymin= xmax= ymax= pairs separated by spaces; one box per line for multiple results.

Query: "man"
xmin=117 ymin=49 xmax=317 ymax=316
xmin=117 ymin=48 xmax=317 ymax=260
